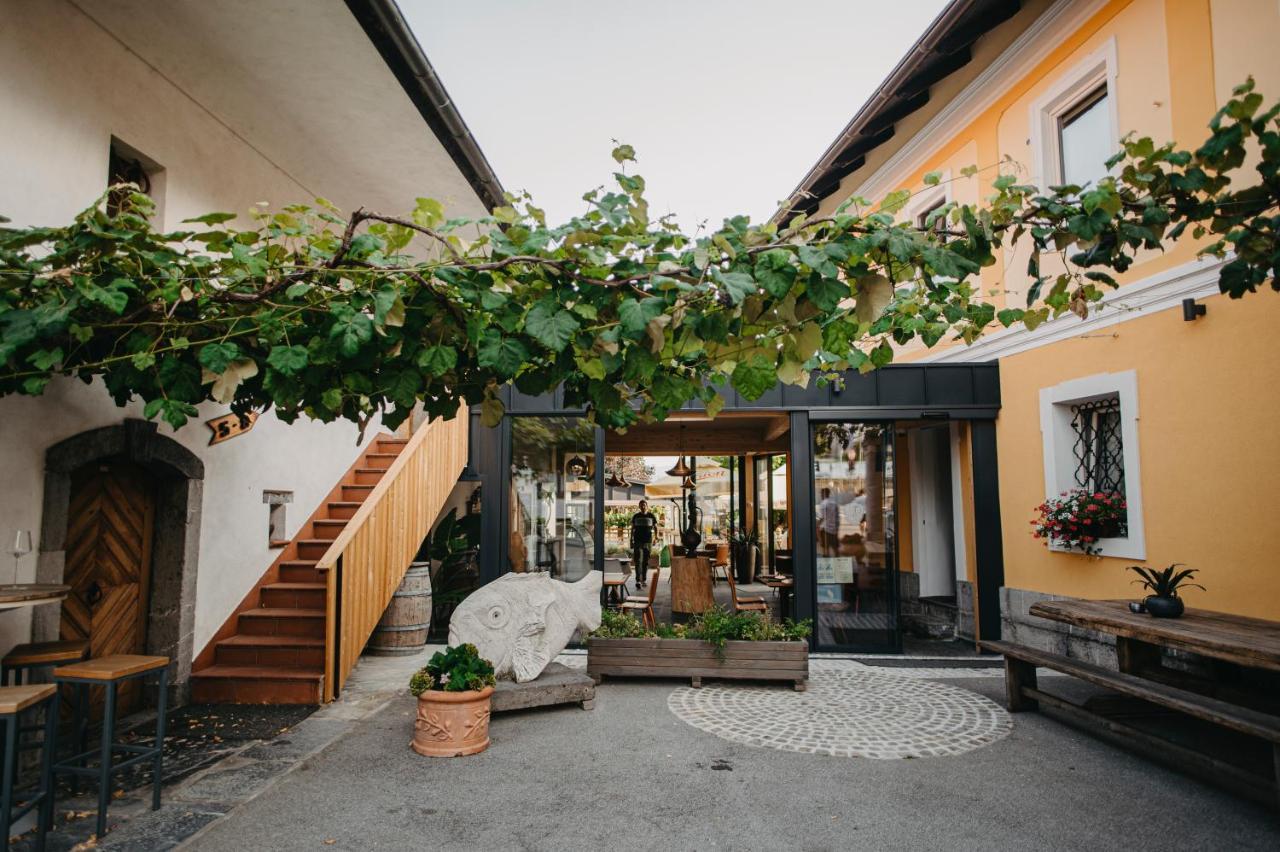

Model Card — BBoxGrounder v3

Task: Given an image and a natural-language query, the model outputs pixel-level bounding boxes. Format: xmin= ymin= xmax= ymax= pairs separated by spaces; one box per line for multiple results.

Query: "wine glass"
xmin=10 ymin=530 xmax=32 ymax=586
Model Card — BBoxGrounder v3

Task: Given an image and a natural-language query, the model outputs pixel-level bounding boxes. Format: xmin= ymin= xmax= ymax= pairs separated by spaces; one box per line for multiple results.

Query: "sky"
xmin=405 ymin=0 xmax=950 ymax=231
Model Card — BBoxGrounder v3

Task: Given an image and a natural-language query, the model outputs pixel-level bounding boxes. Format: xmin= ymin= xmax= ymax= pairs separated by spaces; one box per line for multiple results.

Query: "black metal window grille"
xmin=107 ymin=144 xmax=151 ymax=218
xmin=1070 ymin=395 xmax=1125 ymax=495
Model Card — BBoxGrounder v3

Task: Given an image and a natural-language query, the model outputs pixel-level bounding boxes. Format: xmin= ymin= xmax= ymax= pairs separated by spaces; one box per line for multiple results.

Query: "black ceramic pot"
xmin=680 ymin=527 xmax=702 ymax=553
xmin=1144 ymin=594 xmax=1184 ymax=618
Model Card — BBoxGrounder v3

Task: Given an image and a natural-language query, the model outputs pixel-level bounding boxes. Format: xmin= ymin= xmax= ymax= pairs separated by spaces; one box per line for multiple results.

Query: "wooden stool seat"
xmin=53 ymin=654 xmax=168 ymax=681
xmin=51 ymin=655 xmax=170 ymax=838
xmin=2 ymin=640 xmax=88 ymax=669
xmin=0 ymin=685 xmax=56 ymax=715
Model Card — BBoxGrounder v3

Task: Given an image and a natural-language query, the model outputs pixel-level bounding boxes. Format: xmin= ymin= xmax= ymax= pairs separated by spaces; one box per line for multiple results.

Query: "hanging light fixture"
xmin=605 ymin=470 xmax=628 ymax=488
xmin=666 ymin=425 xmax=692 ymax=477
xmin=566 ymin=454 xmax=589 ymax=478
xmin=681 ymin=474 xmax=697 ymax=490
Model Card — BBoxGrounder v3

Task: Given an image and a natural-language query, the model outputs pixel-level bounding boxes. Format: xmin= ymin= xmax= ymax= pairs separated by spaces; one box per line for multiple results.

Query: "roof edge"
xmin=345 ymin=0 xmax=506 ymax=211
xmin=772 ymin=0 xmax=991 ymax=224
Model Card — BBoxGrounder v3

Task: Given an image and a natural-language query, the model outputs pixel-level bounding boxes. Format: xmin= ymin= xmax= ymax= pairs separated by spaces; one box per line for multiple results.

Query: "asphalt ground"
xmin=184 ymin=676 xmax=1279 ymax=852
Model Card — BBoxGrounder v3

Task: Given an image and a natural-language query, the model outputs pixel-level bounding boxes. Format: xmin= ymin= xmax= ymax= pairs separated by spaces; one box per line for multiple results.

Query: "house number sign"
xmin=205 ymin=411 xmax=259 ymax=446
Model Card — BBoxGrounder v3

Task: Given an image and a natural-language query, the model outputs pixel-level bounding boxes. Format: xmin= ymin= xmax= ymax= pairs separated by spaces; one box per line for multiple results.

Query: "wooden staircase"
xmin=190 ymin=434 xmax=410 ymax=704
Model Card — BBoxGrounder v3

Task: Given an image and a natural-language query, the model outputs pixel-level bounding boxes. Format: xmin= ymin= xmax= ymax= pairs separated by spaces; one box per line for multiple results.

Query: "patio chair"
xmin=725 ymin=567 xmax=768 ymax=616
xmin=711 ymin=542 xmax=731 ymax=584
xmin=620 ymin=566 xmax=660 ymax=629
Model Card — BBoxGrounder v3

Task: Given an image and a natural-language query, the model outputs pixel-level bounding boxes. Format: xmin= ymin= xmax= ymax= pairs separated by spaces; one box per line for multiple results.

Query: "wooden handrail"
xmin=320 ymin=408 xmax=468 ymax=701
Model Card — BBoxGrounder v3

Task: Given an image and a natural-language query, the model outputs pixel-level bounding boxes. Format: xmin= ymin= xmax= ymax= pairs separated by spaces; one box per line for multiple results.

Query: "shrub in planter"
xmin=409 ymin=643 xmax=497 ymax=757
xmin=1128 ymin=564 xmax=1204 ymax=618
xmin=1030 ymin=489 xmax=1126 ymax=555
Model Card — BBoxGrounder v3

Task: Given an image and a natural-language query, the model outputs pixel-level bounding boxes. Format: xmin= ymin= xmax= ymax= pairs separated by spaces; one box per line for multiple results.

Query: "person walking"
xmin=630 ymin=499 xmax=658 ymax=588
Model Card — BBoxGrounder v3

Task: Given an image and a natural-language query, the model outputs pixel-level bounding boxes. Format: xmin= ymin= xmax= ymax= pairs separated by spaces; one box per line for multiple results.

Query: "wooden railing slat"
xmin=321 ymin=409 xmax=468 ymax=701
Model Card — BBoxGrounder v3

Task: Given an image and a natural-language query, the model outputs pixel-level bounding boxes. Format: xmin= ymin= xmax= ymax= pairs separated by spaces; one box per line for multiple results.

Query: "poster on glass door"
xmin=815 ymin=556 xmax=855 ymax=585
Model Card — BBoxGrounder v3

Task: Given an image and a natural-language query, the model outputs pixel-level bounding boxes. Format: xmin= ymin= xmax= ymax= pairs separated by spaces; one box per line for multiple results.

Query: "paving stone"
xmin=667 ymin=659 xmax=1011 ymax=760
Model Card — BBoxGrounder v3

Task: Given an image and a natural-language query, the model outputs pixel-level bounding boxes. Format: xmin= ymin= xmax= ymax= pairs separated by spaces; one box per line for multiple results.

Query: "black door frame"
xmin=474 ymin=363 xmax=1006 ymax=647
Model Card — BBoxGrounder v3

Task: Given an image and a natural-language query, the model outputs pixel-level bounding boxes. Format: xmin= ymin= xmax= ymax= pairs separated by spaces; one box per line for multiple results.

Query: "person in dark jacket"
xmin=630 ymin=500 xmax=658 ymax=588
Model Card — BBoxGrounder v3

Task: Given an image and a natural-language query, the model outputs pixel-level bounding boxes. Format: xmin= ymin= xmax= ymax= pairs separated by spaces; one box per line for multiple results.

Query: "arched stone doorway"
xmin=36 ymin=419 xmax=203 ymax=704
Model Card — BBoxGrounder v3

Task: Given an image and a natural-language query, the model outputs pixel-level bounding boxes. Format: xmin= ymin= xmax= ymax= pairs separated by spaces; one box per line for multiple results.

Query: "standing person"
xmin=817 ymin=487 xmax=840 ymax=556
xmin=630 ymin=499 xmax=658 ymax=588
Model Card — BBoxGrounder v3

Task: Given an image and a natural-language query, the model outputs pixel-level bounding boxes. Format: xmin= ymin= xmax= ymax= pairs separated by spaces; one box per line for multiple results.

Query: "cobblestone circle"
xmin=667 ymin=666 xmax=1012 ymax=759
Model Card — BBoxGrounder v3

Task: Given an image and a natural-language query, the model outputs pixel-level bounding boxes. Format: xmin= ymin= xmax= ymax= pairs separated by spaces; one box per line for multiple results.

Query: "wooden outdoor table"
xmin=1029 ymin=599 xmax=1280 ymax=674
xmin=763 ymin=577 xmax=795 ymax=620
xmin=0 ymin=584 xmax=70 ymax=611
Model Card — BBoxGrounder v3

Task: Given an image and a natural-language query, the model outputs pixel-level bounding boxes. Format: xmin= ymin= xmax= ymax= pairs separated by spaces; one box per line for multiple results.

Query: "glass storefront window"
xmin=812 ymin=422 xmax=896 ymax=651
xmin=509 ymin=417 xmax=596 ymax=581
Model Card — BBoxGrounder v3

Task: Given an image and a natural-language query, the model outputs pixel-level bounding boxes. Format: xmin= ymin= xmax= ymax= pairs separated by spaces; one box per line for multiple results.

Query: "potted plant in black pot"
xmin=728 ymin=527 xmax=760 ymax=585
xmin=1127 ymin=564 xmax=1205 ymax=618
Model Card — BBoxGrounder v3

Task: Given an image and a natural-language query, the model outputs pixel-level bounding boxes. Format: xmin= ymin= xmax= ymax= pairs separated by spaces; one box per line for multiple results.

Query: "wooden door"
xmin=61 ymin=459 xmax=155 ymax=716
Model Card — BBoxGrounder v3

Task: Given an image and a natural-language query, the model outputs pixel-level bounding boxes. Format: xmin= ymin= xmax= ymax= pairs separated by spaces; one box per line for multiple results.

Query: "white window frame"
xmin=903 ymin=172 xmax=951 ymax=231
xmin=1029 ymin=38 xmax=1120 ymax=189
xmin=1038 ymin=369 xmax=1145 ymax=559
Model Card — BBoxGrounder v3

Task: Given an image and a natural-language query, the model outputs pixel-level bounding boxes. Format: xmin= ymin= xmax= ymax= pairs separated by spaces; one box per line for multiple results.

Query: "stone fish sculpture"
xmin=448 ymin=572 xmax=602 ymax=683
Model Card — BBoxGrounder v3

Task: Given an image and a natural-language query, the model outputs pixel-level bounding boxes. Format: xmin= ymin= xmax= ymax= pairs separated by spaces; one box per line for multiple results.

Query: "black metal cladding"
xmin=498 ymin=363 xmax=1001 ymax=417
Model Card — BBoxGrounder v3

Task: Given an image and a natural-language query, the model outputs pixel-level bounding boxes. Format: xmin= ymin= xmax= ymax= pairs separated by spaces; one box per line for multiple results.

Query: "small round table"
xmin=0 ymin=584 xmax=70 ymax=611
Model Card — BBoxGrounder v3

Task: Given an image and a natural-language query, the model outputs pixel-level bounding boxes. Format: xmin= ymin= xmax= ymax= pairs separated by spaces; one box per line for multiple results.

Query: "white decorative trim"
xmin=917 ymin=256 xmax=1224 ymax=363
xmin=1027 ymin=37 xmax=1119 ymax=189
xmin=1039 ymin=370 xmax=1145 ymax=560
xmin=853 ymin=0 xmax=1112 ymax=205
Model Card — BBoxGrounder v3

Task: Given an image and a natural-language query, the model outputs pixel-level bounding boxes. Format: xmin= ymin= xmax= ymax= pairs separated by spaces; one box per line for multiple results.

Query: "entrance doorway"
xmin=908 ymin=425 xmax=956 ymax=602
xmin=601 ymin=414 xmax=791 ymax=629
xmin=61 ymin=459 xmax=156 ymax=715
xmin=811 ymin=421 xmax=899 ymax=652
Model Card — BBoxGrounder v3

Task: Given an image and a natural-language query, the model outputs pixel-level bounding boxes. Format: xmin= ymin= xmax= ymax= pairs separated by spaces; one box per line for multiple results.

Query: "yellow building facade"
xmin=783 ymin=0 xmax=1280 ymax=652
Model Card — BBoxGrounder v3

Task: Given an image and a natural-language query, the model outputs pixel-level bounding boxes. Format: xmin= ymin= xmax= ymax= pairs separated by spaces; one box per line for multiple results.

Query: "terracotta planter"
xmin=410 ymin=685 xmax=494 ymax=757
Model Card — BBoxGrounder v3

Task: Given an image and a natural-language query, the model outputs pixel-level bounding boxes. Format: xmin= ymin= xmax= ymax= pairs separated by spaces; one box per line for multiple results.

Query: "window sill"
xmin=1048 ymin=536 xmax=1144 ymax=560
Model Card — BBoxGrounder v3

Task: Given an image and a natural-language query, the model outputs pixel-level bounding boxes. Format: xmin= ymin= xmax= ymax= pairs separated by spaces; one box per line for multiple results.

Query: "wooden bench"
xmin=981 ymin=640 xmax=1280 ymax=808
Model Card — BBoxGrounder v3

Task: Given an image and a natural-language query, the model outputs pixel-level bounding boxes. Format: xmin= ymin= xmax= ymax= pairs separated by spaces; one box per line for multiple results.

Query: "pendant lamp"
xmin=666 ymin=425 xmax=692 ymax=477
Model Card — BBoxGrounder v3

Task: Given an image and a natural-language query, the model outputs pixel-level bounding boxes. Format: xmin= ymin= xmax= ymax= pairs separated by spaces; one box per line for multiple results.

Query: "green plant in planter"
xmin=409 ymin=643 xmax=496 ymax=695
xmin=1128 ymin=564 xmax=1205 ymax=618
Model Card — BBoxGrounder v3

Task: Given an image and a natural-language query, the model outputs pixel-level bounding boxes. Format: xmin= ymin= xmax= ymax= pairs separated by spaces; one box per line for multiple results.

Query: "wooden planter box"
xmin=587 ymin=638 xmax=809 ymax=691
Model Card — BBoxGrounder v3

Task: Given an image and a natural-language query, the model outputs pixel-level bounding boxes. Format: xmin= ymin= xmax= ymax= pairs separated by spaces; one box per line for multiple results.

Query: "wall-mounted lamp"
xmin=1182 ymin=297 xmax=1207 ymax=322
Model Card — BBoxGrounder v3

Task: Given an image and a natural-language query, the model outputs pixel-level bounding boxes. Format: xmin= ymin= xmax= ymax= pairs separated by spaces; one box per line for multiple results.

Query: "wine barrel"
xmin=366 ymin=561 xmax=432 ymax=656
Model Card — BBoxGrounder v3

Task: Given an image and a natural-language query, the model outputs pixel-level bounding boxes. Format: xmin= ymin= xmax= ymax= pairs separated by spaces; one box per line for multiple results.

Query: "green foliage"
xmin=1127 ymin=563 xmax=1206 ymax=598
xmin=591 ymin=606 xmax=811 ymax=659
xmin=1 ymin=83 xmax=1276 ymax=430
xmin=409 ymin=643 xmax=496 ymax=695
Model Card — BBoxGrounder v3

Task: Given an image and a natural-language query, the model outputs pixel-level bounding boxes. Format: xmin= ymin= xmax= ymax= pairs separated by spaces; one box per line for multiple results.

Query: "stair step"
xmin=353 ymin=468 xmax=385 ymax=485
xmin=239 ymin=608 xmax=326 ymax=638
xmin=375 ymin=436 xmax=409 ymax=452
xmin=341 ymin=484 xmax=375 ymax=501
xmin=214 ymin=635 xmax=325 ymax=668
xmin=190 ymin=665 xmax=324 ymax=704
xmin=279 ymin=560 xmax=322 ymax=583
xmin=296 ymin=539 xmax=333 ymax=559
xmin=312 ymin=519 xmax=348 ymax=540
xmin=261 ymin=582 xmax=327 ymax=609
xmin=326 ymin=501 xmax=362 ymax=520
xmin=363 ymin=453 xmax=399 ymax=470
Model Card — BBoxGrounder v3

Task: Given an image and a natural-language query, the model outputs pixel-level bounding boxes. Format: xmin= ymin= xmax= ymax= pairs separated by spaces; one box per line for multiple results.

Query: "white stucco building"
xmin=0 ymin=0 xmax=500 ymax=699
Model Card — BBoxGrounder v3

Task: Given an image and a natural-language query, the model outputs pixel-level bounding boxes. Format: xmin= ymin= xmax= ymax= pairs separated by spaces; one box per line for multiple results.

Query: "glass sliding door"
xmin=811 ymin=422 xmax=898 ymax=651
xmin=508 ymin=417 xmax=597 ymax=581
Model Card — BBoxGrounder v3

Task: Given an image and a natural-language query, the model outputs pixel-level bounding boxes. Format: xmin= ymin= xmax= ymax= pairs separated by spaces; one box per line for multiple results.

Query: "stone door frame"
xmin=37 ymin=419 xmax=203 ymax=702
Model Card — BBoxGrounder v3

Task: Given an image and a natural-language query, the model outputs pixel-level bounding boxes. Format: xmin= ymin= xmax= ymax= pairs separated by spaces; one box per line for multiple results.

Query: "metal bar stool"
xmin=50 ymin=655 xmax=169 ymax=839
xmin=0 ymin=685 xmax=58 ymax=851
xmin=1 ymin=641 xmax=89 ymax=687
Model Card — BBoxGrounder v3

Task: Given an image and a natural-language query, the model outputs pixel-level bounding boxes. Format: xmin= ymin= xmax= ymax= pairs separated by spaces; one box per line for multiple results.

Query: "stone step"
xmin=326 ymin=501 xmax=362 ymax=520
xmin=261 ymin=582 xmax=327 ymax=609
xmin=903 ymin=612 xmax=956 ymax=641
xmin=213 ymin=635 xmax=325 ymax=668
xmin=311 ymin=519 xmax=348 ymax=541
xmin=239 ymin=608 xmax=326 ymax=638
xmin=191 ymin=665 xmax=324 ymax=704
